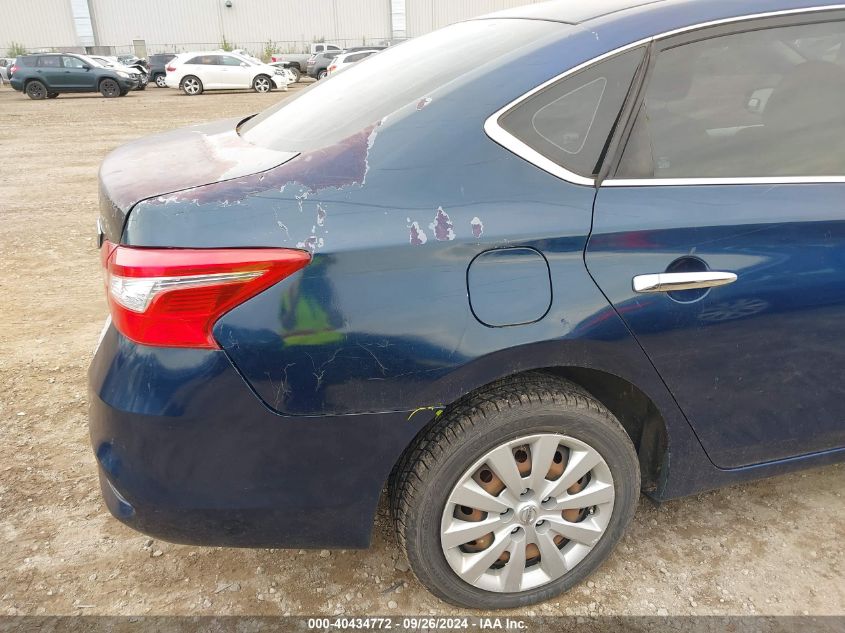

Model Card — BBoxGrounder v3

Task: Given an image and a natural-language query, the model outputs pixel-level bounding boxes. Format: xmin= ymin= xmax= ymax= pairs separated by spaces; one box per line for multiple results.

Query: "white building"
xmin=0 ymin=0 xmax=546 ymax=56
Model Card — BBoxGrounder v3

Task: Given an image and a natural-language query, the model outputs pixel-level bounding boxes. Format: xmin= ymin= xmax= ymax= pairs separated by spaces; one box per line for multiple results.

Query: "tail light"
xmin=328 ymin=65 xmax=337 ymax=73
xmin=101 ymin=243 xmax=310 ymax=348
xmin=9 ymin=64 xmax=18 ymax=76
xmin=166 ymin=64 xmax=175 ymax=72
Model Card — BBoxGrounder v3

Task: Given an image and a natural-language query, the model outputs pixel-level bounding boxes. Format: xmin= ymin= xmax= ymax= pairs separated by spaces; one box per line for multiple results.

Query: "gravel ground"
xmin=0 ymin=83 xmax=843 ymax=618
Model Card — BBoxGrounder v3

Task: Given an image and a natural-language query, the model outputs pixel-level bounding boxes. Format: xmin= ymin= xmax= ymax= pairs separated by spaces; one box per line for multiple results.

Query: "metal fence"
xmin=10 ymin=37 xmax=400 ymax=61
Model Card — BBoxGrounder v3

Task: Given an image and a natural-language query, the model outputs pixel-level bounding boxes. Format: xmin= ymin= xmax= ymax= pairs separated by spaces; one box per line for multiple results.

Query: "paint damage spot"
xmin=148 ymin=120 xmax=385 ymax=207
xmin=430 ymin=207 xmax=455 ymax=241
xmin=409 ymin=221 xmax=428 ymax=245
xmin=296 ymin=234 xmax=324 ymax=253
xmin=316 ymin=205 xmax=327 ymax=227
xmin=471 ymin=216 xmax=484 ymax=239
xmin=407 ymin=406 xmax=445 ymax=422
xmin=417 ymin=97 xmax=432 ymax=110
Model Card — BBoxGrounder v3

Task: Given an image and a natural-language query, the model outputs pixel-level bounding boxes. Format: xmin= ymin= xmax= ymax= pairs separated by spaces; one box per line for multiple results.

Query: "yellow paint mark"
xmin=407 ymin=406 xmax=445 ymax=422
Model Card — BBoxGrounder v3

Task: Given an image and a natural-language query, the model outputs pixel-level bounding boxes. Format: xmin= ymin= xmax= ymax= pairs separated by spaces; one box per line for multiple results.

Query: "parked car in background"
xmin=327 ymin=49 xmax=380 ymax=76
xmin=165 ymin=51 xmax=288 ymax=95
xmin=0 ymin=57 xmax=13 ymax=83
xmin=149 ymin=53 xmax=177 ymax=88
xmin=89 ymin=55 xmax=149 ymax=90
xmin=89 ymin=0 xmax=845 ymax=612
xmin=270 ymin=42 xmax=341 ymax=79
xmin=117 ymin=55 xmax=148 ymax=71
xmin=268 ymin=62 xmax=298 ymax=84
xmin=306 ymin=50 xmax=341 ymax=79
xmin=10 ymin=53 xmax=139 ymax=99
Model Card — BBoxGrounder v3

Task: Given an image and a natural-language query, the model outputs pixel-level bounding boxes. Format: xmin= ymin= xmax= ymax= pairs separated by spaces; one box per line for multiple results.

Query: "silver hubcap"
xmin=440 ymin=434 xmax=614 ymax=593
xmin=183 ymin=78 xmax=199 ymax=94
xmin=156 ymin=76 xmax=166 ymax=87
xmin=255 ymin=78 xmax=270 ymax=92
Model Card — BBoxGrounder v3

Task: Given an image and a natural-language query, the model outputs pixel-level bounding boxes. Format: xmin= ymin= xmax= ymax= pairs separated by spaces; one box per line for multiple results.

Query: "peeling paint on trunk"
xmin=417 ymin=97 xmax=432 ymax=110
xmin=139 ymin=120 xmax=384 ymax=210
xmin=430 ymin=207 xmax=455 ymax=241
xmin=471 ymin=216 xmax=484 ymax=239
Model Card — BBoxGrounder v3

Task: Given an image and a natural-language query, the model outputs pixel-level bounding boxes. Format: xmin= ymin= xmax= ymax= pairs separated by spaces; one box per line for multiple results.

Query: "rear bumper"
xmin=88 ymin=326 xmax=418 ymax=548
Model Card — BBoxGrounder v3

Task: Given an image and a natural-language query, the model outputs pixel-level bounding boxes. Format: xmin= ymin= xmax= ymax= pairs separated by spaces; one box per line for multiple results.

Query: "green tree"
xmin=7 ymin=42 xmax=27 ymax=57
xmin=261 ymin=39 xmax=278 ymax=63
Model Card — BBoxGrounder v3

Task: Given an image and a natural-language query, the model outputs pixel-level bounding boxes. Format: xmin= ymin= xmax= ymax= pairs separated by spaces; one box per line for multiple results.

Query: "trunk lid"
xmin=98 ymin=116 xmax=297 ymax=242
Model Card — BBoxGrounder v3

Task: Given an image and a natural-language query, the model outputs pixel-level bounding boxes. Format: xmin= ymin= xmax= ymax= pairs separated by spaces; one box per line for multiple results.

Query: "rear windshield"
xmin=239 ymin=19 xmax=564 ymax=152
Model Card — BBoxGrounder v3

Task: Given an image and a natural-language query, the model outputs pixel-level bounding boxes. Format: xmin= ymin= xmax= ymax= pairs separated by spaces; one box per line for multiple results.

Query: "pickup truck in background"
xmin=271 ymin=43 xmax=341 ymax=81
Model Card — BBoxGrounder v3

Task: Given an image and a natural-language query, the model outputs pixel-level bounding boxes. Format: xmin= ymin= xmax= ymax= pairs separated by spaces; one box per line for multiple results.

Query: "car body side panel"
xmin=588 ymin=184 xmax=845 ymax=468
xmin=94 ymin=6 xmax=845 ymax=544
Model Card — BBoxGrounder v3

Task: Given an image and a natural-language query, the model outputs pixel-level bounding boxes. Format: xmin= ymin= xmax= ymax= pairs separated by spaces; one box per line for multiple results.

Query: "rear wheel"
xmin=99 ymin=78 xmax=120 ymax=98
xmin=25 ymin=80 xmax=47 ymax=100
xmin=252 ymin=74 xmax=272 ymax=93
xmin=289 ymin=66 xmax=301 ymax=82
xmin=180 ymin=75 xmax=203 ymax=95
xmin=154 ymin=74 xmax=166 ymax=88
xmin=391 ymin=372 xmax=640 ymax=609
xmin=317 ymin=69 xmax=327 ymax=80
xmin=46 ymin=92 xmax=59 ymax=99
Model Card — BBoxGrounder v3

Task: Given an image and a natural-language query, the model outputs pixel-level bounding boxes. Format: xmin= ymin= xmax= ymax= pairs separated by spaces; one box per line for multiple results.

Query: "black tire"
xmin=289 ymin=66 xmax=301 ymax=82
xmin=100 ymin=78 xmax=120 ymax=98
xmin=180 ymin=75 xmax=203 ymax=96
xmin=46 ymin=92 xmax=59 ymax=99
xmin=317 ymin=69 xmax=327 ymax=80
xmin=391 ymin=372 xmax=640 ymax=609
xmin=154 ymin=73 xmax=166 ymax=88
xmin=25 ymin=80 xmax=47 ymax=100
xmin=252 ymin=74 xmax=272 ymax=93
xmin=119 ymin=89 xmax=129 ymax=97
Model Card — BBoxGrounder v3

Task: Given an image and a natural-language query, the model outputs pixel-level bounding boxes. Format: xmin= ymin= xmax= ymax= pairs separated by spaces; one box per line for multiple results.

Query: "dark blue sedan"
xmin=89 ymin=0 xmax=845 ymax=608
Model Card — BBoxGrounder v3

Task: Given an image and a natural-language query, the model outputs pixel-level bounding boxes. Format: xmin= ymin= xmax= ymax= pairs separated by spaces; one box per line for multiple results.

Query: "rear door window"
xmin=347 ymin=52 xmax=373 ymax=63
xmin=496 ymin=48 xmax=645 ymax=179
xmin=62 ymin=56 xmax=86 ymax=69
xmin=37 ymin=56 xmax=61 ymax=68
xmin=616 ymin=19 xmax=845 ymax=179
xmin=186 ymin=55 xmax=217 ymax=65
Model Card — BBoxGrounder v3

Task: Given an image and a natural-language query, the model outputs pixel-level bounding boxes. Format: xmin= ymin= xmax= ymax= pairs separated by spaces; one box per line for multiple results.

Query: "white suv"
xmin=165 ymin=52 xmax=288 ymax=95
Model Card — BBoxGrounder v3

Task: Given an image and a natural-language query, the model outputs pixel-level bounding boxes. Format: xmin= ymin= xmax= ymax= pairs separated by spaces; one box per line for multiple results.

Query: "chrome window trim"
xmin=606 ymin=176 xmax=845 ymax=187
xmin=484 ymin=4 xmax=845 ymax=188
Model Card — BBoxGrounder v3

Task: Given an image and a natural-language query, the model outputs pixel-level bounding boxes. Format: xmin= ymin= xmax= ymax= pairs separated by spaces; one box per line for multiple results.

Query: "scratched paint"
xmin=430 ymin=207 xmax=455 ymax=241
xmin=409 ymin=221 xmax=428 ymax=245
xmin=417 ymin=97 xmax=432 ymax=110
xmin=471 ymin=216 xmax=484 ymax=239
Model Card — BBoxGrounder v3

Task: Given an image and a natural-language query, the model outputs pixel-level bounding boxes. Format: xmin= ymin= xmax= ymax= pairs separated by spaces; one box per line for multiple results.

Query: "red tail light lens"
xmin=10 ymin=64 xmax=18 ymax=75
xmin=166 ymin=65 xmax=175 ymax=72
xmin=102 ymin=243 xmax=310 ymax=348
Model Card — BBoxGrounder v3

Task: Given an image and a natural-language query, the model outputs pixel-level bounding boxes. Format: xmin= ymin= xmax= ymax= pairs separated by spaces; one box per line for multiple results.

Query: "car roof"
xmin=479 ymin=0 xmax=845 ymax=26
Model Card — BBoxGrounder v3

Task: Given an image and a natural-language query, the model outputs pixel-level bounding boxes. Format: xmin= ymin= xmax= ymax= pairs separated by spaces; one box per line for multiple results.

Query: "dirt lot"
xmin=0 ymin=83 xmax=843 ymax=618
